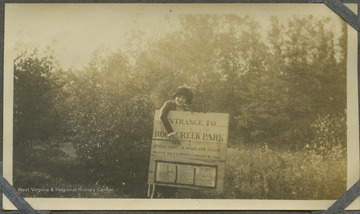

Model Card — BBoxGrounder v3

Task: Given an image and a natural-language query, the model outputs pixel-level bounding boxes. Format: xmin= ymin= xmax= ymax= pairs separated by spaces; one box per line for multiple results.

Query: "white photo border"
xmin=2 ymin=2 xmax=359 ymax=211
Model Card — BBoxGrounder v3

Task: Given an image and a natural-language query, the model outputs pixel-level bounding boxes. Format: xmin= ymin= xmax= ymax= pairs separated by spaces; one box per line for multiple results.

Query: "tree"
xmin=60 ymin=50 xmax=155 ymax=196
xmin=14 ymin=48 xmax=65 ymax=163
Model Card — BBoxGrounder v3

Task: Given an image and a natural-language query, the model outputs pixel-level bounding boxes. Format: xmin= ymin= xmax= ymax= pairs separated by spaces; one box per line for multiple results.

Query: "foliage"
xmin=13 ymin=48 xmax=66 ymax=163
xmin=233 ymin=16 xmax=347 ymax=149
xmin=15 ymin=144 xmax=346 ymax=199
xmin=311 ymin=113 xmax=346 ymax=157
xmin=222 ymin=145 xmax=346 ymax=199
xmin=58 ymin=51 xmax=155 ymax=196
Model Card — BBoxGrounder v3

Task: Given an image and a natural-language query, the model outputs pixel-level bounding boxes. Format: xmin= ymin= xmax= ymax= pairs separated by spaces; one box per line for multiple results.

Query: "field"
xmin=14 ymin=142 xmax=346 ymax=199
xmin=223 ymin=145 xmax=346 ymax=199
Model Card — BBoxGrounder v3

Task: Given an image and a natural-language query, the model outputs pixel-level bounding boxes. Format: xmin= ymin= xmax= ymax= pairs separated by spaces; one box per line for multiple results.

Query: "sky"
xmin=5 ymin=3 xmax=353 ymax=71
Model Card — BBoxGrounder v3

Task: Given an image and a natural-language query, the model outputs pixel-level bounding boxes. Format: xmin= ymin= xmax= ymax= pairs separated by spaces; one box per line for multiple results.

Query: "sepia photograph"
xmin=3 ymin=3 xmax=359 ymax=210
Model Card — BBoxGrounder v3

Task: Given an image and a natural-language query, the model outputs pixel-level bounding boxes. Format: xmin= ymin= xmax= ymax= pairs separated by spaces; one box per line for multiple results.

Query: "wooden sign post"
xmin=147 ymin=111 xmax=229 ymax=194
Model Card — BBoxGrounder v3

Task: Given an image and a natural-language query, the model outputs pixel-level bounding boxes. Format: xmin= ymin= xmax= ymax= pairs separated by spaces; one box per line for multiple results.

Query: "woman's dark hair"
xmin=172 ymin=86 xmax=194 ymax=104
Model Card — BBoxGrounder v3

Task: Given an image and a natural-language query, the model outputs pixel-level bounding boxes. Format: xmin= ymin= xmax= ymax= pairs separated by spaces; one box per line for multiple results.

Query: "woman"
xmin=155 ymin=86 xmax=194 ymax=198
xmin=159 ymin=86 xmax=194 ymax=144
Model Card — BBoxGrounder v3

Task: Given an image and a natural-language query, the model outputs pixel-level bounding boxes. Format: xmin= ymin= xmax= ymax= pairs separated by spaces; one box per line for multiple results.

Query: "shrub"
xmin=222 ymin=145 xmax=346 ymax=199
xmin=310 ymin=113 xmax=346 ymax=158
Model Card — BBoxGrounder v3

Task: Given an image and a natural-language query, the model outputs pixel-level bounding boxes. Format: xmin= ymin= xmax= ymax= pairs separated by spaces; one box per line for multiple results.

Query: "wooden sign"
xmin=147 ymin=111 xmax=229 ymax=192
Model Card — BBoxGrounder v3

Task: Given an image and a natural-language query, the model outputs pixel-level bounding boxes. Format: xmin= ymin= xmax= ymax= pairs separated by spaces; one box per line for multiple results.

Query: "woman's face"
xmin=175 ymin=95 xmax=187 ymax=107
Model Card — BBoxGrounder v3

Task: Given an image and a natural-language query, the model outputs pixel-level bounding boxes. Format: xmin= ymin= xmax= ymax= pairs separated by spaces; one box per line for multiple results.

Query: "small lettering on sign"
xmin=151 ymin=141 xmax=226 ymax=161
xmin=155 ymin=161 xmax=217 ymax=188
xmin=155 ymin=162 xmax=176 ymax=183
xmin=177 ymin=165 xmax=195 ymax=185
xmin=195 ymin=167 xmax=216 ymax=187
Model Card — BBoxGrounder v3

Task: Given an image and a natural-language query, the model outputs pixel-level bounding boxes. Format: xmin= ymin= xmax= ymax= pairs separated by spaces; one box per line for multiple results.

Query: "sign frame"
xmin=147 ymin=110 xmax=230 ymax=193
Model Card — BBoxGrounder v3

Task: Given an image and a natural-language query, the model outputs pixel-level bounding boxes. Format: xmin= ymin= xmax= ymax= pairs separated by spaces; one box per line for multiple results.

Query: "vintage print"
xmin=3 ymin=3 xmax=359 ymax=210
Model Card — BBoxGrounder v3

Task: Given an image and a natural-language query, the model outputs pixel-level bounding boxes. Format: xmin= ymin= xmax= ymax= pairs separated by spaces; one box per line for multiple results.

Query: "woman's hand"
xmin=168 ymin=132 xmax=180 ymax=145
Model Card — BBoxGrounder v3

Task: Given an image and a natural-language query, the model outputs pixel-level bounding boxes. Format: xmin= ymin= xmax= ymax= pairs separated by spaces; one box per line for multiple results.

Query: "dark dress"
xmin=156 ymin=100 xmax=190 ymax=198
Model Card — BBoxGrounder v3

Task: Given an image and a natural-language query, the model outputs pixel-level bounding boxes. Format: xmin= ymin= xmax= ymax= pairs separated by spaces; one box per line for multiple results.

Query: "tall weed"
xmin=223 ymin=145 xmax=346 ymax=199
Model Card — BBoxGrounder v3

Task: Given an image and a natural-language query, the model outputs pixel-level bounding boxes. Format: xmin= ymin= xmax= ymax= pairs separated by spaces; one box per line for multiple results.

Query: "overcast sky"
xmin=5 ymin=3 xmax=351 ymax=70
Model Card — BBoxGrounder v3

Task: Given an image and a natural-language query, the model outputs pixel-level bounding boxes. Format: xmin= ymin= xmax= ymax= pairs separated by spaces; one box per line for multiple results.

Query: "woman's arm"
xmin=159 ymin=101 xmax=175 ymax=134
xmin=159 ymin=101 xmax=180 ymax=144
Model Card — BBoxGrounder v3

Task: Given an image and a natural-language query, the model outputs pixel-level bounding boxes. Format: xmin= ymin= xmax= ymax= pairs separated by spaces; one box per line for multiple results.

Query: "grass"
xmin=13 ymin=143 xmax=346 ymax=199
xmin=222 ymin=145 xmax=346 ymax=199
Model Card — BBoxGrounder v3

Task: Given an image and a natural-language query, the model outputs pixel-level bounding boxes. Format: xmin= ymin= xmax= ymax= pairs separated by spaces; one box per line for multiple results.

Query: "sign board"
xmin=148 ymin=110 xmax=229 ymax=192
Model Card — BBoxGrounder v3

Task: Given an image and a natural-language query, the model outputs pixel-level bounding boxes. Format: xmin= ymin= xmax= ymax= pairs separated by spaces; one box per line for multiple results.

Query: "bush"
xmin=223 ymin=145 xmax=346 ymax=199
xmin=310 ymin=113 xmax=346 ymax=157
xmin=68 ymin=92 xmax=154 ymax=197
